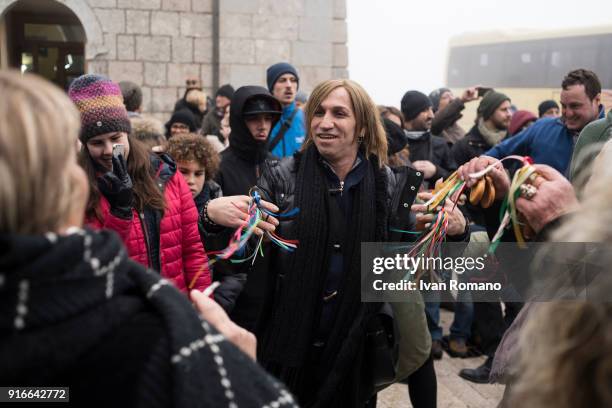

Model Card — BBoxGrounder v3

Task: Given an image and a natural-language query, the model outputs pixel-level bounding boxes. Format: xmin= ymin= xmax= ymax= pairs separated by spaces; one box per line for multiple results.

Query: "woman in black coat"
xmin=0 ymin=70 xmax=295 ymax=408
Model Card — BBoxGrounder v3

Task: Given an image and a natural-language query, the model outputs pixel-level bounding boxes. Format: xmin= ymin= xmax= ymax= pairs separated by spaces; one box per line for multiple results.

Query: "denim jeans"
xmin=425 ymin=291 xmax=473 ymax=341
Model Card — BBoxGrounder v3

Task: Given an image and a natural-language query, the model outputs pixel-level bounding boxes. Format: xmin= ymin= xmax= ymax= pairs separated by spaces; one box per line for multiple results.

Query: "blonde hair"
xmin=0 ymin=71 xmax=81 ymax=234
xmin=378 ymin=105 xmax=405 ymax=129
xmin=302 ymin=79 xmax=388 ymax=166
xmin=186 ymin=89 xmax=207 ymax=112
xmin=130 ymin=116 xmax=166 ymax=150
xmin=510 ymin=143 xmax=612 ymax=407
xmin=511 ymin=302 xmax=612 ymax=408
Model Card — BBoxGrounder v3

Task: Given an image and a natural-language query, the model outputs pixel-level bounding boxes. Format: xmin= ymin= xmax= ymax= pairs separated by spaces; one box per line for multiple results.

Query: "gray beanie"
xmin=429 ymin=87 xmax=451 ymax=112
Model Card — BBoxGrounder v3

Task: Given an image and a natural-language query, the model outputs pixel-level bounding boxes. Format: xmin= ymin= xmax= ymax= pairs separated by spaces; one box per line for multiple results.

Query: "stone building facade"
xmin=0 ymin=0 xmax=348 ymax=121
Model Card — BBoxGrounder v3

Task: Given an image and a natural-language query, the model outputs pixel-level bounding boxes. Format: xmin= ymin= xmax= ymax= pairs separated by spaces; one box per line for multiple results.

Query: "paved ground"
xmin=378 ymin=310 xmax=504 ymax=407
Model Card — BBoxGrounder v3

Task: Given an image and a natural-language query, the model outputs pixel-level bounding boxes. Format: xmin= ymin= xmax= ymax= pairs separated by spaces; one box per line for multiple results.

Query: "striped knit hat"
xmin=68 ymin=74 xmax=131 ymax=143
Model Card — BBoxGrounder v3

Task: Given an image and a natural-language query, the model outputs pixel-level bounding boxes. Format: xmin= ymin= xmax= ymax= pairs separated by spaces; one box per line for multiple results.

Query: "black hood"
xmin=229 ymin=86 xmax=281 ymax=164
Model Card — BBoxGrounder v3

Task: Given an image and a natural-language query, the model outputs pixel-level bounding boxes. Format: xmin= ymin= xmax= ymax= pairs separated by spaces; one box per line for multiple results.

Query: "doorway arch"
xmin=0 ymin=0 xmax=106 ymax=89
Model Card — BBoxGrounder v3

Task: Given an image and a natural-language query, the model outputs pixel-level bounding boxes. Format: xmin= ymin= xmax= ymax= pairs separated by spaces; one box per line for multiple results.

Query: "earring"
xmin=358 ymin=133 xmax=365 ymax=144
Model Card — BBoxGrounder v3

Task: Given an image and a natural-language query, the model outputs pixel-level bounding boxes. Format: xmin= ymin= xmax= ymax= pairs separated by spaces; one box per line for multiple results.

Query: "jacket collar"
xmin=281 ymin=101 xmax=297 ymax=119
xmin=319 ymin=150 xmax=366 ymax=190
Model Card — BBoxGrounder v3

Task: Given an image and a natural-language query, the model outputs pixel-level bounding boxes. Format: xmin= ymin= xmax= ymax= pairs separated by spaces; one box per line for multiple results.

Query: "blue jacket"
xmin=268 ymin=101 xmax=305 ymax=158
xmin=486 ymin=107 xmax=605 ymax=176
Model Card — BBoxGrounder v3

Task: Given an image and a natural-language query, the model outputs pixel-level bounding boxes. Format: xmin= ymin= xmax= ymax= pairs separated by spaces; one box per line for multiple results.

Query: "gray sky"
xmin=347 ymin=0 xmax=612 ymax=106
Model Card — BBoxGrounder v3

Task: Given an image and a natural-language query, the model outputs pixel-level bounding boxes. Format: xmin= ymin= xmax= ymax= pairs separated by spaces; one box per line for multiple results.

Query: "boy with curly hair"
xmin=166 ymin=134 xmax=246 ymax=311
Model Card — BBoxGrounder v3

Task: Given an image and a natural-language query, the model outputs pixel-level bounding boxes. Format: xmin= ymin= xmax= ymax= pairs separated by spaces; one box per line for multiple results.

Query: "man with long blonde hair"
xmin=255 ymin=79 xmax=468 ymax=407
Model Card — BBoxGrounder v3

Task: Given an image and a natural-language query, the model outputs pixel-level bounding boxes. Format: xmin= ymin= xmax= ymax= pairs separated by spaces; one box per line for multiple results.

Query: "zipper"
xmin=138 ymin=212 xmax=153 ymax=268
xmin=329 ymin=180 xmax=345 ymax=196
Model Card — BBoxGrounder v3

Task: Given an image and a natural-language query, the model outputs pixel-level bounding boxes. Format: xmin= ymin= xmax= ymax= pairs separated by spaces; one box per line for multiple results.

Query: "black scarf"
xmin=0 ymin=229 xmax=295 ymax=407
xmin=260 ymin=145 xmax=388 ymax=406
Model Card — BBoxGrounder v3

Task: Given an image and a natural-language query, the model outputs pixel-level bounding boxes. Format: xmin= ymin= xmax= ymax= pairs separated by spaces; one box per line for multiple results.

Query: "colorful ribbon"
xmin=188 ymin=190 xmax=299 ymax=289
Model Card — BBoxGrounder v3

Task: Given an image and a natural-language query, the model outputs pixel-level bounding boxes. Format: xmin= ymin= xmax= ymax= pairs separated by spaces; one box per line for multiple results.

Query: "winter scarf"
xmin=478 ymin=118 xmax=507 ymax=147
xmin=0 ymin=229 xmax=295 ymax=407
xmin=259 ymin=145 xmax=388 ymax=406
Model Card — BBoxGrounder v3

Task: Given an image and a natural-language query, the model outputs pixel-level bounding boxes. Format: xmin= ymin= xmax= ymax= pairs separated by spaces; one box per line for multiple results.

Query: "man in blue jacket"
xmin=486 ymin=69 xmax=605 ymax=176
xmin=266 ymin=62 xmax=306 ymax=158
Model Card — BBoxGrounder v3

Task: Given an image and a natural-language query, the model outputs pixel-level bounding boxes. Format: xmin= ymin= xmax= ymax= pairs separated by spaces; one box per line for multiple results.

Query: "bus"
xmin=445 ymin=25 xmax=612 ymax=130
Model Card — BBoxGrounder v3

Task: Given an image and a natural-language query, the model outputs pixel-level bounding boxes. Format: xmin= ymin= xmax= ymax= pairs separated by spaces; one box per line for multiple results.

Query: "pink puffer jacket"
xmin=87 ymin=157 xmax=211 ymax=294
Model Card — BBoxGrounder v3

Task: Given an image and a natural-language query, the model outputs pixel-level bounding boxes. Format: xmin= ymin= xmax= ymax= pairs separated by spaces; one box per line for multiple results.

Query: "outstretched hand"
xmin=458 ymin=155 xmax=510 ymax=200
xmin=206 ymin=195 xmax=279 ymax=235
xmin=191 ymin=289 xmax=257 ymax=360
xmin=515 ymin=164 xmax=579 ymax=233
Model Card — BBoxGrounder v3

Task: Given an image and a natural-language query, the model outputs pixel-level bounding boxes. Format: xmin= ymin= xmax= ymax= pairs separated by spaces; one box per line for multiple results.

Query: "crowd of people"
xmin=1 ymin=59 xmax=611 ymax=408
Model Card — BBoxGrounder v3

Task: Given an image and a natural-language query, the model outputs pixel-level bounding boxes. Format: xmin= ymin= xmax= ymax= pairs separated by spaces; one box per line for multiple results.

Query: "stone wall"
xmin=0 ymin=0 xmax=348 ymax=122
xmin=218 ymin=0 xmax=348 ymax=93
xmin=85 ymin=0 xmax=215 ymax=123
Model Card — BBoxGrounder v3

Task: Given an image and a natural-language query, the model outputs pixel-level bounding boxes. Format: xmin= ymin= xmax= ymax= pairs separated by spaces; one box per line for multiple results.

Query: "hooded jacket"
xmin=87 ymin=153 xmax=211 ymax=293
xmin=215 ymin=86 xmax=281 ymax=197
xmin=213 ymin=86 xmax=281 ymax=330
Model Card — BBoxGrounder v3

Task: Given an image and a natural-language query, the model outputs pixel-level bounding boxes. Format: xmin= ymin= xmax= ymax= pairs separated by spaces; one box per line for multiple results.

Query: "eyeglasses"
xmin=186 ymin=79 xmax=199 ymax=86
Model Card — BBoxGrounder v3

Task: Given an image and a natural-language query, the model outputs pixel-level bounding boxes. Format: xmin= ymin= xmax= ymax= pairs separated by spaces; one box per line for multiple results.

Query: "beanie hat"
xmin=508 ymin=110 xmax=537 ymax=136
xmin=477 ymin=90 xmax=510 ymax=120
xmin=68 ymin=74 xmax=131 ymax=143
xmin=266 ymin=62 xmax=299 ymax=92
xmin=401 ymin=91 xmax=433 ymax=122
xmin=164 ymin=109 xmax=198 ymax=137
xmin=296 ymin=91 xmax=308 ymax=104
xmin=216 ymin=84 xmax=235 ymax=100
xmin=118 ymin=81 xmax=143 ymax=113
xmin=383 ymin=117 xmax=407 ymax=156
xmin=538 ymin=99 xmax=559 ymax=117
xmin=429 ymin=87 xmax=451 ymax=112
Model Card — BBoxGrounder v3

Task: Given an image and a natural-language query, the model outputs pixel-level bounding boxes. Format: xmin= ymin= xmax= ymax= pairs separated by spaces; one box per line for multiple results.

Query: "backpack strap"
xmin=269 ymin=108 xmax=299 ymax=153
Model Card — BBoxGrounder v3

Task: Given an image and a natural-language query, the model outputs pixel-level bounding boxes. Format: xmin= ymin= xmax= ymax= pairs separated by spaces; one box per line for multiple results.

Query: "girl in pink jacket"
xmin=70 ymin=74 xmax=211 ymax=293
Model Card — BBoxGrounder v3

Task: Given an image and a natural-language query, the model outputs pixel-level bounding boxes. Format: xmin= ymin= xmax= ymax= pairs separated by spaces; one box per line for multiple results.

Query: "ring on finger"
xmin=519 ymin=184 xmax=537 ymax=200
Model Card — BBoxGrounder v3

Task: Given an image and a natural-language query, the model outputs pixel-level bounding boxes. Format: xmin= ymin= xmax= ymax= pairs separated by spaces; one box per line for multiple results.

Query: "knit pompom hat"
xmin=68 ymin=74 xmax=131 ymax=143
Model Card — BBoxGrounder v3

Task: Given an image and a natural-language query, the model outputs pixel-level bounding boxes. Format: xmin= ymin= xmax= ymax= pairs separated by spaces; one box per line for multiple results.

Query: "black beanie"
xmin=266 ymin=62 xmax=299 ymax=92
xmin=538 ymin=99 xmax=559 ymax=117
xmin=477 ymin=90 xmax=510 ymax=120
xmin=383 ymin=118 xmax=407 ymax=156
xmin=429 ymin=87 xmax=451 ymax=112
xmin=216 ymin=84 xmax=235 ymax=100
xmin=401 ymin=91 xmax=433 ymax=122
xmin=165 ymin=109 xmax=197 ymax=136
